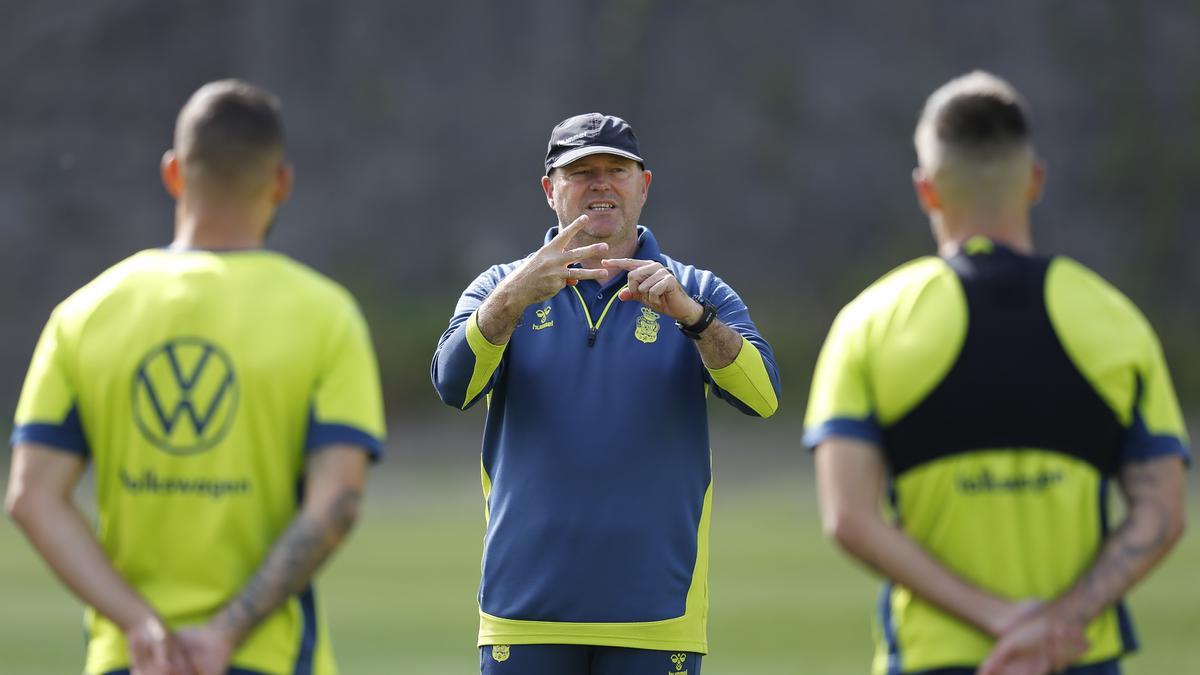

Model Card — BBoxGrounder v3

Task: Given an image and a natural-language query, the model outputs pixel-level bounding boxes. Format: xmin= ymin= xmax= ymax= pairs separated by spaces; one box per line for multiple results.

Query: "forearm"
xmin=10 ymin=494 xmax=157 ymax=631
xmin=475 ymin=281 xmax=529 ymax=346
xmin=693 ymin=319 xmax=743 ymax=369
xmin=817 ymin=437 xmax=1018 ymax=637
xmin=832 ymin=512 xmax=1016 ymax=637
xmin=211 ymin=485 xmax=362 ymax=644
xmin=1048 ymin=458 xmax=1186 ymax=626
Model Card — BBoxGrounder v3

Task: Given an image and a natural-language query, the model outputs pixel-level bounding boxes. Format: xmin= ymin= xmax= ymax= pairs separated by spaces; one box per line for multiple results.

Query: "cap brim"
xmin=549 ymin=146 xmax=644 ymax=169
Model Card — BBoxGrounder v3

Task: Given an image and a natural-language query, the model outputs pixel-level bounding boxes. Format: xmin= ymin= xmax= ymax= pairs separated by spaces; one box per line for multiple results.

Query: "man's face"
xmin=542 ymin=154 xmax=651 ymax=241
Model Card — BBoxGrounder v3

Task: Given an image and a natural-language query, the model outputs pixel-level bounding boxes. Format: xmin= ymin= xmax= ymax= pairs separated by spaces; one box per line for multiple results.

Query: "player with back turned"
xmin=804 ymin=71 xmax=1189 ymax=675
xmin=6 ymin=80 xmax=385 ymax=675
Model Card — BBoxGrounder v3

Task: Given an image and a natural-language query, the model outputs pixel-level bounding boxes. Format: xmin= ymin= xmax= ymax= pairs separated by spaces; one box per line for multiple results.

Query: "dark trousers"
xmin=480 ymin=644 xmax=703 ymax=675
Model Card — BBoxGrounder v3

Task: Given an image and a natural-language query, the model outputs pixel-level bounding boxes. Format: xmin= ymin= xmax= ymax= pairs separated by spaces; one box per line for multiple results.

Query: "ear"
xmin=272 ymin=163 xmax=294 ymax=206
xmin=641 ymin=169 xmax=652 ymax=197
xmin=161 ymin=150 xmax=183 ymax=199
xmin=912 ymin=167 xmax=940 ymax=215
xmin=541 ymin=175 xmax=555 ymax=209
xmin=1028 ymin=160 xmax=1046 ymax=206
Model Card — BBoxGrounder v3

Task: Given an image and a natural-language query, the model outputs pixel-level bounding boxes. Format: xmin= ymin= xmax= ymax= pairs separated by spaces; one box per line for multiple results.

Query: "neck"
xmin=172 ymin=197 xmax=267 ymax=251
xmin=934 ymin=209 xmax=1034 ymax=257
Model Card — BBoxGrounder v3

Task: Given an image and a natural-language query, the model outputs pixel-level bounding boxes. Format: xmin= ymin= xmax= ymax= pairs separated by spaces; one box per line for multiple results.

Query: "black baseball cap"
xmin=544 ymin=113 xmax=644 ymax=173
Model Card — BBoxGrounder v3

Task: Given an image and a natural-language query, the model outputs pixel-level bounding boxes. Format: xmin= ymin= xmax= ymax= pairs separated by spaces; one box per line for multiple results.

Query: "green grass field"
xmin=2 ymin=424 xmax=1197 ymax=674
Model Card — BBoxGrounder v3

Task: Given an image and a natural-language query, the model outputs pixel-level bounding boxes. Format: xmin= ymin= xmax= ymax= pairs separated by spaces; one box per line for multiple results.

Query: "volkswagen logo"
xmin=131 ymin=337 xmax=238 ymax=455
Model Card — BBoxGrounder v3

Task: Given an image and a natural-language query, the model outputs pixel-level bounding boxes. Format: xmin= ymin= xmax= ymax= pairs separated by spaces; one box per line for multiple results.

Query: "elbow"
xmin=758 ymin=397 xmax=779 ymax=419
xmin=1166 ymin=506 xmax=1187 ymax=549
xmin=429 ymin=370 xmax=467 ymax=410
xmin=742 ymin=387 xmax=780 ymax=418
xmin=5 ymin=484 xmax=36 ymax=531
xmin=315 ymin=490 xmax=364 ymax=547
xmin=821 ymin=507 xmax=871 ymax=555
xmin=434 ymin=386 xmax=467 ymax=410
xmin=333 ymin=490 xmax=364 ymax=537
xmin=335 ymin=501 xmax=362 ymax=540
xmin=756 ymin=380 xmax=781 ymax=418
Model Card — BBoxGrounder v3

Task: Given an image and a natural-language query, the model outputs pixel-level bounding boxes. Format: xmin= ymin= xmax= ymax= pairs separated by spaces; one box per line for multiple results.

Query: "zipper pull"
xmin=588 ymin=327 xmax=597 ymax=347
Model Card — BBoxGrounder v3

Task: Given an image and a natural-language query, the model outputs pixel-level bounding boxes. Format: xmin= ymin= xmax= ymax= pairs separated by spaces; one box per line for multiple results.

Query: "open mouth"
xmin=587 ymin=201 xmax=617 ymax=212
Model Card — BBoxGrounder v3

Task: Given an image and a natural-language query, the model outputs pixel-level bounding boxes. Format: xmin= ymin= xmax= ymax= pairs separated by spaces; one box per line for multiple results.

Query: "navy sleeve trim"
xmin=803 ymin=417 xmax=883 ymax=452
xmin=1122 ymin=414 xmax=1191 ymax=466
xmin=1123 ymin=417 xmax=1190 ymax=466
xmin=10 ymin=408 xmax=90 ymax=456
xmin=10 ymin=425 xmax=90 ymax=456
xmin=305 ymin=421 xmax=384 ymax=462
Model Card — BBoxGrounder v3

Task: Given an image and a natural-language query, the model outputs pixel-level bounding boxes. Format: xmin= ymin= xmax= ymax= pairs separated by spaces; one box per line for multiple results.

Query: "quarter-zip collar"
xmin=545 ymin=225 xmax=662 ymax=347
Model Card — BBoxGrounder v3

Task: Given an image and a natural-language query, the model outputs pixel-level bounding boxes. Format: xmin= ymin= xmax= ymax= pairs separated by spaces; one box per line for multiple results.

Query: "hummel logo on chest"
xmin=533 ymin=306 xmax=554 ymax=331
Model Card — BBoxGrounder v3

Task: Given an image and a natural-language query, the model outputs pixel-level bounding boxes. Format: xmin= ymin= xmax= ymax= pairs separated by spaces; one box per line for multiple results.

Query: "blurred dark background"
xmin=3 ymin=0 xmax=1197 ymax=438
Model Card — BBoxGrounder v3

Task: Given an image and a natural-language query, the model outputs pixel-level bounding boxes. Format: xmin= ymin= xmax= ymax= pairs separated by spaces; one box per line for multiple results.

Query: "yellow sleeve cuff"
xmin=707 ymin=337 xmax=779 ymax=417
xmin=462 ymin=311 xmax=507 ymax=409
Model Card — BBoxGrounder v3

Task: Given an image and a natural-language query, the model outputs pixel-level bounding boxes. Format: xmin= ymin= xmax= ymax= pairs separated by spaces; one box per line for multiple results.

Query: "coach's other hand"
xmin=501 ymin=214 xmax=611 ymax=307
xmin=602 ymin=258 xmax=702 ymax=324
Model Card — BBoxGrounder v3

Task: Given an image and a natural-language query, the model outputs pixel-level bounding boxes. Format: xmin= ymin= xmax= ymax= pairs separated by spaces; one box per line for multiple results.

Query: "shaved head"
xmin=174 ymin=80 xmax=285 ymax=198
xmin=914 ymin=71 xmax=1036 ymax=208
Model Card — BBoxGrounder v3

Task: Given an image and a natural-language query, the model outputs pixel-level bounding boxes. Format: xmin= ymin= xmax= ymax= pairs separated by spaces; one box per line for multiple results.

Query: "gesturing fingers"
xmin=564 ymin=242 xmax=609 ymax=263
xmin=600 ymin=257 xmax=645 ymax=271
xmin=646 ymin=274 xmax=677 ymax=303
xmin=604 ymin=259 xmax=661 ymax=285
xmin=638 ymin=268 xmax=675 ymax=295
xmin=548 ymin=213 xmax=591 ymax=249
xmin=564 ymin=267 xmax=611 ymax=284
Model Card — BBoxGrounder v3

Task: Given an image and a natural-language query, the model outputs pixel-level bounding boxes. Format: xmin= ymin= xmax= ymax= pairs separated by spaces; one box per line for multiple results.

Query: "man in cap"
xmin=804 ymin=71 xmax=1188 ymax=675
xmin=433 ymin=112 xmax=781 ymax=674
xmin=7 ymin=80 xmax=385 ymax=675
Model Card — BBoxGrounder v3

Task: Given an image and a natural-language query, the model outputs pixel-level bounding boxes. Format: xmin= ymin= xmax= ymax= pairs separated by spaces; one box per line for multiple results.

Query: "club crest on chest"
xmin=634 ymin=306 xmax=661 ymax=344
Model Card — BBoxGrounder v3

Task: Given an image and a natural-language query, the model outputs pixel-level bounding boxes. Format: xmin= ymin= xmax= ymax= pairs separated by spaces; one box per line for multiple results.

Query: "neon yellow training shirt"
xmin=12 ymin=248 xmax=386 ymax=675
xmin=804 ymin=239 xmax=1189 ymax=674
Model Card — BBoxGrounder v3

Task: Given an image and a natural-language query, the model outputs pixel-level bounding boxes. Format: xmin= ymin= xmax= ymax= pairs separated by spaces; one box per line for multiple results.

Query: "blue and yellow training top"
xmin=12 ymin=249 xmax=386 ymax=675
xmin=432 ymin=226 xmax=780 ymax=653
xmin=803 ymin=238 xmax=1190 ymax=675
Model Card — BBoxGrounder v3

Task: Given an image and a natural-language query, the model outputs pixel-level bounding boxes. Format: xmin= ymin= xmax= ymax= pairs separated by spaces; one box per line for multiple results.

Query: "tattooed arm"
xmin=979 ymin=455 xmax=1187 ymax=675
xmin=177 ymin=444 xmax=369 ymax=675
xmin=1053 ymin=456 xmax=1188 ymax=622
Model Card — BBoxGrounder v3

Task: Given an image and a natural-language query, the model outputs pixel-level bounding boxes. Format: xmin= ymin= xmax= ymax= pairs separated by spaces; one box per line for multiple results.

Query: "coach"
xmin=432 ymin=112 xmax=781 ymax=675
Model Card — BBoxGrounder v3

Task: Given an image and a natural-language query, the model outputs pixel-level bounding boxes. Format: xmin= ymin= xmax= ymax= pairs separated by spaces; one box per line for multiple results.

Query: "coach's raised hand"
xmin=602 ymin=257 xmax=702 ymax=324
xmin=476 ymin=214 xmax=610 ymax=345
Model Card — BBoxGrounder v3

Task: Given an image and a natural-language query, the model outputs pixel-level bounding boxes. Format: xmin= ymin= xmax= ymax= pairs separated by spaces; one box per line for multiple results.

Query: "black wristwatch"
xmin=677 ymin=295 xmax=717 ymax=339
